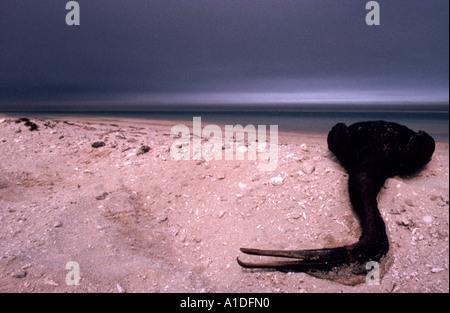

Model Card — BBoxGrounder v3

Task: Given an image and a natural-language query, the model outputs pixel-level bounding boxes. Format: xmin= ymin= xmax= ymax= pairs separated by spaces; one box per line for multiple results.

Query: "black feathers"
xmin=238 ymin=121 xmax=435 ymax=274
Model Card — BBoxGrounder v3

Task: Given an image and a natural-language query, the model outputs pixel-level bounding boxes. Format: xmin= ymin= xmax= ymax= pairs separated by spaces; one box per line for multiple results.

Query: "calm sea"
xmin=5 ymin=109 xmax=449 ymax=142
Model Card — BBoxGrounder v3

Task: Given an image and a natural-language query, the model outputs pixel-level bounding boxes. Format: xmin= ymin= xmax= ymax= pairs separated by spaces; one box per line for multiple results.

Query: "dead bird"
xmin=238 ymin=121 xmax=435 ymax=274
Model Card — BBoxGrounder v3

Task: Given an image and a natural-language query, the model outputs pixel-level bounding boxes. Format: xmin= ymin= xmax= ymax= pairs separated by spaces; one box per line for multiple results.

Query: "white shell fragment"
xmin=269 ymin=176 xmax=283 ymax=186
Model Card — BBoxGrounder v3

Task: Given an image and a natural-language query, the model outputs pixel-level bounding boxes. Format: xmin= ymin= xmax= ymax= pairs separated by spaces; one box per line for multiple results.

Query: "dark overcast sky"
xmin=0 ymin=0 xmax=448 ymax=109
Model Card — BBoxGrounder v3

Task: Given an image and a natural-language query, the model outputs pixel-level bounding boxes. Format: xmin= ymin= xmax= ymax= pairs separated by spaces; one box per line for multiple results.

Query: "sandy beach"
xmin=0 ymin=114 xmax=448 ymax=293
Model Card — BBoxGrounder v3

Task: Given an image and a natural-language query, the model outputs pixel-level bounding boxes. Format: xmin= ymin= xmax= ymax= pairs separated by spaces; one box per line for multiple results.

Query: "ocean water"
xmin=5 ymin=109 xmax=449 ymax=142
xmin=40 ymin=110 xmax=448 ymax=142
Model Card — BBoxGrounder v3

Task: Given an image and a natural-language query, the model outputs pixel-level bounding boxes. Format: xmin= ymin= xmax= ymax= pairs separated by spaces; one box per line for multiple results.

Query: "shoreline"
xmin=1 ymin=112 xmax=447 ymax=144
xmin=0 ymin=113 xmax=331 ymax=145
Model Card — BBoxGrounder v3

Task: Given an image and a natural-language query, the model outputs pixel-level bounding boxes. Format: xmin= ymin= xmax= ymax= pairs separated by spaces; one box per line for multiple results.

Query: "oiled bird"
xmin=237 ymin=121 xmax=435 ymax=273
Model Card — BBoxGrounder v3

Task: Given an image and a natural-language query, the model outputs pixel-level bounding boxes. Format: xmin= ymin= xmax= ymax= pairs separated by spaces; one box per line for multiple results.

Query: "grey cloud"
xmin=0 ymin=0 xmax=448 ymax=105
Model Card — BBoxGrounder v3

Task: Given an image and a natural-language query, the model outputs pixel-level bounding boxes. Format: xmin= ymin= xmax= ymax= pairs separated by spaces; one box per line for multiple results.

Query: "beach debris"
xmin=422 ymin=215 xmax=433 ymax=224
xmin=137 ymin=145 xmax=151 ymax=155
xmin=43 ymin=121 xmax=57 ymax=128
xmin=250 ymin=174 xmax=260 ymax=182
xmin=389 ymin=207 xmax=406 ymax=215
xmin=257 ymin=143 xmax=267 ymax=153
xmin=83 ymin=126 xmax=97 ymax=131
xmin=21 ymin=264 xmax=33 ymax=270
xmin=116 ymin=283 xmax=126 ymax=293
xmin=95 ymin=192 xmax=109 ymax=200
xmin=269 ymin=176 xmax=283 ymax=186
xmin=238 ymin=182 xmax=247 ymax=189
xmin=397 ymin=218 xmax=414 ymax=229
xmin=11 ymin=269 xmax=27 ymax=278
xmin=236 ymin=145 xmax=248 ymax=153
xmin=44 ymin=279 xmax=60 ymax=287
xmin=91 ymin=141 xmax=106 ymax=148
xmin=299 ymin=162 xmax=315 ymax=175
xmin=15 ymin=117 xmax=27 ymax=123
xmin=53 ymin=221 xmax=63 ymax=228
xmin=15 ymin=117 xmax=39 ymax=131
xmin=429 ymin=194 xmax=439 ymax=201
xmin=27 ymin=121 xmax=39 ymax=131
xmin=300 ymin=143 xmax=308 ymax=151
xmin=431 ymin=267 xmax=445 ymax=273
xmin=157 ymin=214 xmax=168 ymax=223
xmin=195 ymin=160 xmax=203 ymax=166
xmin=115 ymin=131 xmax=126 ymax=140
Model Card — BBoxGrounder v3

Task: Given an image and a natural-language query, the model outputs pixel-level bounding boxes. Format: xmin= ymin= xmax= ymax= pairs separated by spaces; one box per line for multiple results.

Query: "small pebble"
xmin=397 ymin=219 xmax=412 ymax=227
xmin=91 ymin=141 xmax=106 ymax=148
xmin=431 ymin=268 xmax=444 ymax=273
xmin=236 ymin=145 xmax=248 ymax=153
xmin=137 ymin=145 xmax=151 ymax=155
xmin=389 ymin=208 xmax=402 ymax=215
xmin=11 ymin=269 xmax=27 ymax=278
xmin=54 ymin=221 xmax=63 ymax=228
xmin=45 ymin=279 xmax=60 ymax=287
xmin=157 ymin=215 xmax=168 ymax=223
xmin=422 ymin=215 xmax=433 ymax=224
xmin=21 ymin=264 xmax=33 ymax=270
xmin=269 ymin=177 xmax=283 ymax=186
xmin=301 ymin=164 xmax=315 ymax=175
xmin=429 ymin=194 xmax=439 ymax=201
xmin=117 ymin=283 xmax=126 ymax=293
xmin=96 ymin=192 xmax=109 ymax=200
